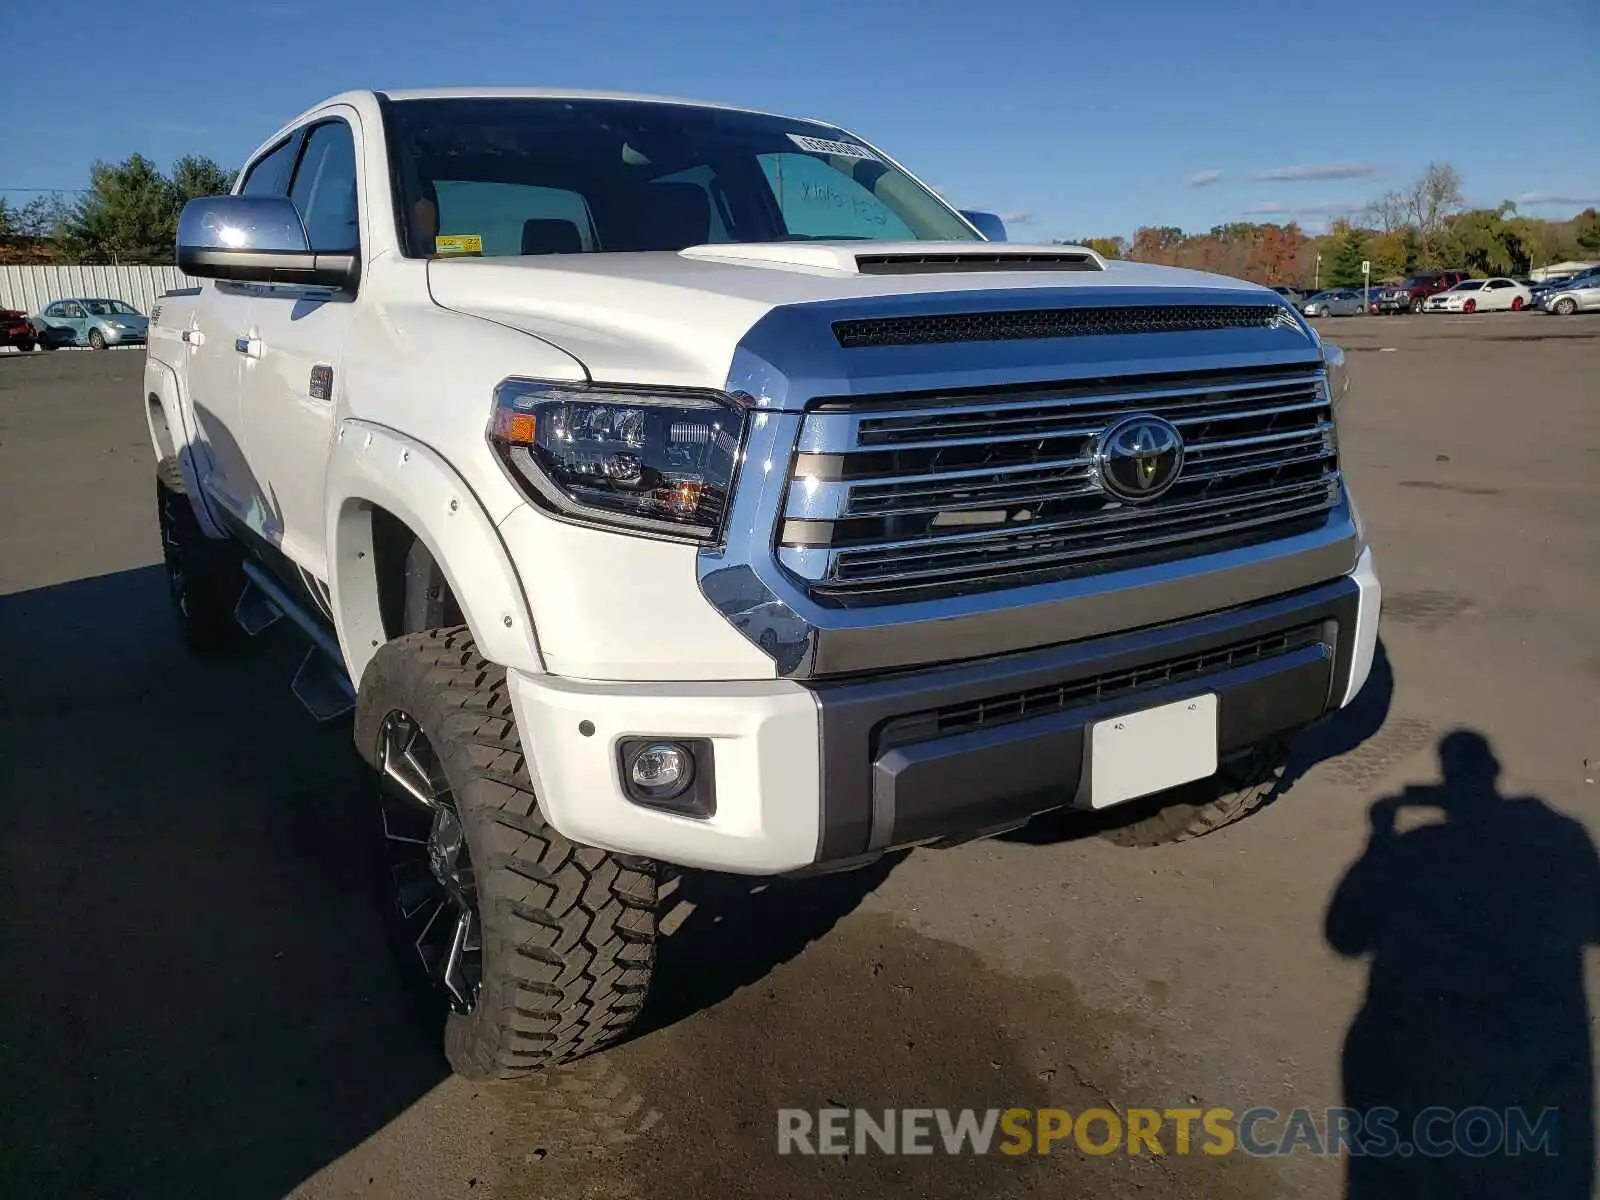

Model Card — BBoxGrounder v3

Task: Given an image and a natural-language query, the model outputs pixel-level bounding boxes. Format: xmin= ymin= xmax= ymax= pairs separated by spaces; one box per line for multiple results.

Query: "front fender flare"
xmin=325 ymin=420 xmax=543 ymax=685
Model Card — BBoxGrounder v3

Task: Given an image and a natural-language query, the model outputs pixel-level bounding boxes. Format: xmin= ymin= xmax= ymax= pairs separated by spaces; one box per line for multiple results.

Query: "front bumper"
xmin=507 ymin=549 xmax=1381 ymax=874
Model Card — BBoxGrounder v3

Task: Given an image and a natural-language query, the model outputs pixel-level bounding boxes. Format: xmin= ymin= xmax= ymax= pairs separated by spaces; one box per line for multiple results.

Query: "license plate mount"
xmin=1087 ymin=694 xmax=1219 ymax=810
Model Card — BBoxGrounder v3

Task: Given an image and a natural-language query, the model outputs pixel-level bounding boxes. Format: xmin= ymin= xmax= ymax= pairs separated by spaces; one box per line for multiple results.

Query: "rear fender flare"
xmin=326 ymin=420 xmax=543 ymax=685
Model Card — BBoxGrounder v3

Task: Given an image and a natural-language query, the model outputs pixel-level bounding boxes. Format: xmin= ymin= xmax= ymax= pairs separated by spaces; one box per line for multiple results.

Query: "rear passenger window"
xmin=289 ymin=122 xmax=360 ymax=252
xmin=240 ymin=138 xmax=298 ymax=197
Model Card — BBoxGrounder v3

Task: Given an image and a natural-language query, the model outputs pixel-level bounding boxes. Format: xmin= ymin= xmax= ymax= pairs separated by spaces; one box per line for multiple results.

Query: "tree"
xmin=1576 ymin=209 xmax=1600 ymax=255
xmin=1078 ymin=236 xmax=1126 ymax=259
xmin=1365 ymin=230 xmax=1410 ymax=281
xmin=170 ymin=155 xmax=235 ymax=204
xmin=1326 ymin=224 xmax=1368 ymax=288
xmin=1364 ymin=190 xmax=1409 ymax=236
xmin=1129 ymin=225 xmax=1187 ymax=264
xmin=56 ymin=153 xmax=234 ymax=263
xmin=1404 ymin=162 xmax=1465 ymax=266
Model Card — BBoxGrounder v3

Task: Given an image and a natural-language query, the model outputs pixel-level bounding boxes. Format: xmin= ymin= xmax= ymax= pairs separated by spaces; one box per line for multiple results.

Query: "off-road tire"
xmin=355 ymin=628 xmax=657 ymax=1081
xmin=156 ymin=456 xmax=246 ymax=654
xmin=1093 ymin=739 xmax=1289 ymax=847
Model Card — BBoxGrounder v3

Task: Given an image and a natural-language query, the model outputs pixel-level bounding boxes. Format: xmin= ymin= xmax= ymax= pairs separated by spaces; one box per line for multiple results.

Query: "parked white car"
xmin=1543 ymin=280 xmax=1600 ymax=316
xmin=1424 ymin=277 xmax=1531 ymax=314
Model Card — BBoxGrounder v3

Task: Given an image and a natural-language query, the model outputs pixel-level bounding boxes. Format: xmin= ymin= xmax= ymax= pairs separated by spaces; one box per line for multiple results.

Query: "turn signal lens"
xmin=489 ymin=380 xmax=746 ymax=540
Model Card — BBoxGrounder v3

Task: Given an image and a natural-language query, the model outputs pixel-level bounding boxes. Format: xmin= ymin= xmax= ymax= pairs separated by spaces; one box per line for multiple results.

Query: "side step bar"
xmin=236 ymin=561 xmax=355 ymax=721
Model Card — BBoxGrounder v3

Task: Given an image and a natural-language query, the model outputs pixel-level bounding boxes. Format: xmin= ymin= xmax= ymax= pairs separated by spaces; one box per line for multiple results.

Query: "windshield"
xmin=383 ymin=97 xmax=977 ymax=258
xmin=83 ymin=299 xmax=140 ymax=316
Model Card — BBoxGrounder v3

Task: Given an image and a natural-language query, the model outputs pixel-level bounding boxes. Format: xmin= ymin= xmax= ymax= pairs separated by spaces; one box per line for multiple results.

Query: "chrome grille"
xmin=778 ymin=364 xmax=1341 ymax=603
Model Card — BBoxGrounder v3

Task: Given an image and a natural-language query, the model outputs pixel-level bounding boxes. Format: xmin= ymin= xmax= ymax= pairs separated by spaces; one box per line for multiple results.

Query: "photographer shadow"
xmin=1326 ymin=729 xmax=1598 ymax=1199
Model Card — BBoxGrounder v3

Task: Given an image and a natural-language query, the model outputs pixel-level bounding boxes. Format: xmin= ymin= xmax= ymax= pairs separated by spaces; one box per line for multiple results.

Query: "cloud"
xmin=1254 ymin=163 xmax=1380 ymax=183
xmin=1512 ymin=191 xmax=1600 ymax=208
xmin=998 ymin=211 xmax=1033 ymax=225
xmin=1187 ymin=170 xmax=1223 ymax=188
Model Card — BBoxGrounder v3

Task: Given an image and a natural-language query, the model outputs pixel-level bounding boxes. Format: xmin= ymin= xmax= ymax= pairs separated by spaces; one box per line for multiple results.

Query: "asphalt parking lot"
xmin=2 ymin=312 xmax=1598 ymax=1199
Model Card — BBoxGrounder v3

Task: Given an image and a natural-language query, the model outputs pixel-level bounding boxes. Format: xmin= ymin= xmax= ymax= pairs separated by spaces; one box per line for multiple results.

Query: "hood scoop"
xmin=677 ymin=241 xmax=1106 ymax=276
xmin=853 ymin=250 xmax=1103 ymax=275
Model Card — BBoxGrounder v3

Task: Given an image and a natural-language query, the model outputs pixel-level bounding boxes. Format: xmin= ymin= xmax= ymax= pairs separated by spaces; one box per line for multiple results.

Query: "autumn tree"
xmin=1077 ymin=236 xmax=1127 ymax=259
xmin=1129 ymin=226 xmax=1187 ymax=265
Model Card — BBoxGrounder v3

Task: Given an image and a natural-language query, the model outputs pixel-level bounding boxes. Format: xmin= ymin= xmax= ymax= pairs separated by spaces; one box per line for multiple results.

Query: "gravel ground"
xmin=1 ymin=313 xmax=1597 ymax=1199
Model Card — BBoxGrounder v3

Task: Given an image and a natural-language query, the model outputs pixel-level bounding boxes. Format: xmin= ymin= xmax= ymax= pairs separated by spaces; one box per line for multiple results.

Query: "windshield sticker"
xmin=434 ymin=233 xmax=483 ymax=256
xmin=787 ymin=133 xmax=879 ymax=162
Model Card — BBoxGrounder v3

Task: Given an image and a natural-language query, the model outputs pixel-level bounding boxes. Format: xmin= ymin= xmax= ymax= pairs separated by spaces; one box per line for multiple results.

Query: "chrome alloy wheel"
xmin=378 ymin=711 xmax=482 ymax=1013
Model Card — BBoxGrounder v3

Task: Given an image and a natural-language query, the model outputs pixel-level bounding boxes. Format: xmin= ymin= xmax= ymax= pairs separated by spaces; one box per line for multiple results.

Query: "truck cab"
xmin=144 ymin=87 xmax=1380 ymax=1080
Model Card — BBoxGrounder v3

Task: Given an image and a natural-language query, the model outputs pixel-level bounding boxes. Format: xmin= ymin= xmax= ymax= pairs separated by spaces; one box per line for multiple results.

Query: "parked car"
xmin=1 ymin=308 xmax=36 ymax=352
xmin=1373 ymin=269 xmax=1473 ymax=314
xmin=1424 ymin=277 xmax=1531 ymax=314
xmin=1543 ymin=279 xmax=1600 ymax=315
xmin=1300 ymin=289 xmax=1363 ymax=317
xmin=1530 ymin=267 xmax=1600 ymax=310
xmin=148 ymin=85 xmax=1380 ymax=1081
xmin=1269 ymin=285 xmax=1313 ymax=307
xmin=31 ymin=298 xmax=149 ymax=349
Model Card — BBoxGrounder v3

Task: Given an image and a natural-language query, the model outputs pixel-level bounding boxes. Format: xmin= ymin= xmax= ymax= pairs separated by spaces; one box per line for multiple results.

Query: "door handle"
xmin=234 ymin=335 xmax=262 ymax=358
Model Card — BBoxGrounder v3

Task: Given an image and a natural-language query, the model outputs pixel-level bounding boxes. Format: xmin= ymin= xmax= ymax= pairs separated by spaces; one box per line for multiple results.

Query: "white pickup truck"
xmin=145 ymin=86 xmax=1380 ymax=1079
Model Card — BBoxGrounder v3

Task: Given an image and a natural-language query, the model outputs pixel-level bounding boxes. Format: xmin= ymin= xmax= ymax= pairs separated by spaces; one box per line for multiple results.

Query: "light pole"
xmin=1314 ymin=253 xmax=1322 ymax=291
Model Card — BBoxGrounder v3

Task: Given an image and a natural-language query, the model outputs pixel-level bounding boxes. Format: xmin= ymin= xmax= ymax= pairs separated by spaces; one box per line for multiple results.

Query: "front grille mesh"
xmin=878 ymin=623 xmax=1327 ymax=749
xmin=833 ymin=304 xmax=1285 ymax=349
xmin=778 ymin=364 xmax=1341 ymax=604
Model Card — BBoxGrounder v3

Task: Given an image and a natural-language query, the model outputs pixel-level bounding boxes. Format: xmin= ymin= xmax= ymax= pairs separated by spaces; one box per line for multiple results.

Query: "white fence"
xmin=0 ymin=264 xmax=196 ymax=317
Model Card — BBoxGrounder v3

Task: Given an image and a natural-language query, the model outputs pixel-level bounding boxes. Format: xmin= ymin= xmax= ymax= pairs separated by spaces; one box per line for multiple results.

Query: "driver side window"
xmin=289 ymin=121 xmax=360 ymax=253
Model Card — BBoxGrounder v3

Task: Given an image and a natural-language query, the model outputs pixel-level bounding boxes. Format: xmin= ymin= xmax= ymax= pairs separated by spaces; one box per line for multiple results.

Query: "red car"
xmin=1 ymin=308 xmax=36 ymax=352
xmin=1372 ymin=270 xmax=1473 ymax=315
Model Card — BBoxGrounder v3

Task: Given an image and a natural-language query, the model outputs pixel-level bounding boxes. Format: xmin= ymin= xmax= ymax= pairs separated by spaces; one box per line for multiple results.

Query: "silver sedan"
xmin=1544 ymin=280 xmax=1600 ymax=316
xmin=1300 ymin=289 xmax=1365 ymax=317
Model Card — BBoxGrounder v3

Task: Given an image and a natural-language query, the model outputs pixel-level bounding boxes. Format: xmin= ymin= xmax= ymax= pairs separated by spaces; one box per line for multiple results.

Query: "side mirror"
xmin=177 ymin=195 xmax=357 ymax=289
xmin=959 ymin=210 xmax=1008 ymax=242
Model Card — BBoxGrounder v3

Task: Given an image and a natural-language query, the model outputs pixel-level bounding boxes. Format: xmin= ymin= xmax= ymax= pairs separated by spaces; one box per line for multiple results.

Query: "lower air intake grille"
xmin=878 ymin=623 xmax=1327 ymax=750
xmin=833 ymin=304 xmax=1285 ymax=349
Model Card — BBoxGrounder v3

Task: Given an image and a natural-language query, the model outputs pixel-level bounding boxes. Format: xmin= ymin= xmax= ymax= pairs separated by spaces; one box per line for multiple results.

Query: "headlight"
xmin=488 ymin=379 xmax=747 ymax=540
xmin=1323 ymin=342 xmax=1349 ymax=408
xmin=106 ymin=321 xmax=126 ymax=330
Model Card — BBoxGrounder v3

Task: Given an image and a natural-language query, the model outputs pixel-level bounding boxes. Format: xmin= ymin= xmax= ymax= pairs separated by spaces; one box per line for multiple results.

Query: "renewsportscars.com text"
xmin=776 ymin=1106 xmax=1560 ymax=1158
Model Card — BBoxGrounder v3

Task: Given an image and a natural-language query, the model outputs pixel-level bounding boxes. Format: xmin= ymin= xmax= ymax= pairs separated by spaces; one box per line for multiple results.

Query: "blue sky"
xmin=2 ymin=0 xmax=1596 ymax=240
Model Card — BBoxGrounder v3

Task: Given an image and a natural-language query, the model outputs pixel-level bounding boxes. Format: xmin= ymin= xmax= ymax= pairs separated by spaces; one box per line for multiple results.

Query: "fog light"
xmin=629 ymin=743 xmax=693 ymax=799
xmin=618 ymin=737 xmax=717 ymax=818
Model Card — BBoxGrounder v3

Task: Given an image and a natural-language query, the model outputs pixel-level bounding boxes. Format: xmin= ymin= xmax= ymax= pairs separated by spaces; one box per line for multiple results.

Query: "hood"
xmin=425 ymin=241 xmax=1287 ymax=389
